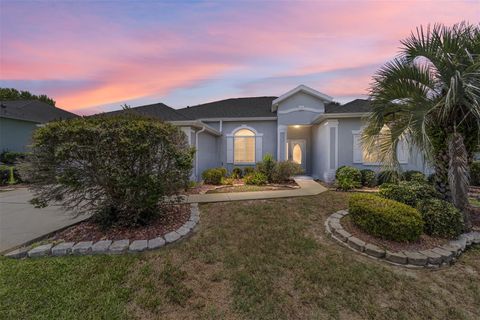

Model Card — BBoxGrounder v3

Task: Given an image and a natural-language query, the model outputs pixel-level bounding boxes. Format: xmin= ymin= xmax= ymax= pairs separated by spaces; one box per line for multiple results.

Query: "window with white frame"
xmin=234 ymin=129 xmax=255 ymax=163
xmin=353 ymin=126 xmax=408 ymax=164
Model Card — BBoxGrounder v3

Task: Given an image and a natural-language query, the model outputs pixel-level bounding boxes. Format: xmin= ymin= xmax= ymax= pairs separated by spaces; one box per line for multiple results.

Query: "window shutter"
xmin=255 ymin=136 xmax=263 ymax=162
xmin=227 ymin=136 xmax=234 ymax=163
xmin=353 ymin=134 xmax=362 ymax=163
xmin=397 ymin=139 xmax=408 ymax=164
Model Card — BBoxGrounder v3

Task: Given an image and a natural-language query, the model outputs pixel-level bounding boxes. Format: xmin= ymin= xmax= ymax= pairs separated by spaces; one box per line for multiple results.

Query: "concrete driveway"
xmin=0 ymin=188 xmax=88 ymax=253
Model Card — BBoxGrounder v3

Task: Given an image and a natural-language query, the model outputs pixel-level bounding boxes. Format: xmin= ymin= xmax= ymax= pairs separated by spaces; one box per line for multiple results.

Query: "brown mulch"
xmin=52 ymin=204 xmax=190 ymax=242
xmin=183 ymin=179 xmax=298 ymax=195
xmin=341 ymin=215 xmax=450 ymax=252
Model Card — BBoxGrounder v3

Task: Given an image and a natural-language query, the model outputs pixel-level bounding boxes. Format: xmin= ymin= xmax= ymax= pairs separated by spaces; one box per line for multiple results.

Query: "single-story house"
xmin=0 ymin=100 xmax=77 ymax=152
xmin=103 ymin=84 xmax=428 ymax=182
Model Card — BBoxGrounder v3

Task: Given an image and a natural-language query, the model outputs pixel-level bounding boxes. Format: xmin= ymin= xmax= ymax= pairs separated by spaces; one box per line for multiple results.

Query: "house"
xmin=0 ymin=100 xmax=77 ymax=152
xmin=102 ymin=85 xmax=428 ymax=181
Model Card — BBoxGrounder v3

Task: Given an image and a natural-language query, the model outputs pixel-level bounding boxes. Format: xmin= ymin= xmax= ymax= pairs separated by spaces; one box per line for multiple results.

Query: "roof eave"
xmin=312 ymin=112 xmax=370 ymax=124
xmin=169 ymin=120 xmax=222 ymax=136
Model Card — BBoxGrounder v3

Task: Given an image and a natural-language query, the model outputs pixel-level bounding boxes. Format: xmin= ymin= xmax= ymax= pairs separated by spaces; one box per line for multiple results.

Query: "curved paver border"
xmin=325 ymin=210 xmax=480 ymax=268
xmin=5 ymin=203 xmax=200 ymax=259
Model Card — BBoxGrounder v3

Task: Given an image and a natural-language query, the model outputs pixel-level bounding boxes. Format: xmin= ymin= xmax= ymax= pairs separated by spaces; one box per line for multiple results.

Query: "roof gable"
xmin=272 ymin=85 xmax=333 ymax=111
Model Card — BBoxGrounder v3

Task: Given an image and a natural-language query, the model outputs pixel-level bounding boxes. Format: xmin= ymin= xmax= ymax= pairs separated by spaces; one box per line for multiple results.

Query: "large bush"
xmin=272 ymin=161 xmax=303 ymax=183
xmin=379 ymin=181 xmax=438 ymax=207
xmin=349 ymin=193 xmax=424 ymax=242
xmin=377 ymin=170 xmax=400 ymax=185
xmin=243 ymin=167 xmax=255 ymax=176
xmin=336 ymin=166 xmax=361 ymax=191
xmin=244 ymin=171 xmax=268 ymax=185
xmin=471 ymin=161 xmax=480 ymax=186
xmin=360 ymin=169 xmax=376 ymax=187
xmin=231 ymin=167 xmax=243 ymax=179
xmin=402 ymin=170 xmax=427 ymax=183
xmin=417 ymin=198 xmax=464 ymax=238
xmin=257 ymin=153 xmax=276 ymax=183
xmin=24 ymin=115 xmax=194 ymax=227
xmin=202 ymin=168 xmax=225 ymax=185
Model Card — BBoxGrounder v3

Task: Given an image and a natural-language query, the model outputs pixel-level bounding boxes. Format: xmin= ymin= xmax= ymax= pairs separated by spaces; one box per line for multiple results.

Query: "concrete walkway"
xmin=0 ymin=188 xmax=88 ymax=253
xmin=186 ymin=176 xmax=327 ymax=203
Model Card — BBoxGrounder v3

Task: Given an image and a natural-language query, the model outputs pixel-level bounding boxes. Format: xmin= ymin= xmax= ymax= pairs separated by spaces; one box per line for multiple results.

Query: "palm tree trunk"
xmin=433 ymin=149 xmax=451 ymax=201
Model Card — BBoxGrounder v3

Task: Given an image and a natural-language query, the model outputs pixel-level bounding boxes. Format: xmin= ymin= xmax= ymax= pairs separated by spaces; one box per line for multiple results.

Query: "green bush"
xmin=25 ymin=114 xmax=194 ymax=227
xmin=377 ymin=170 xmax=400 ymax=185
xmin=417 ymin=198 xmax=464 ymax=238
xmin=243 ymin=167 xmax=255 ymax=176
xmin=349 ymin=193 xmax=424 ymax=242
xmin=0 ymin=151 xmax=28 ymax=165
xmin=231 ymin=167 xmax=243 ymax=179
xmin=360 ymin=169 xmax=376 ymax=187
xmin=402 ymin=170 xmax=427 ymax=183
xmin=272 ymin=161 xmax=303 ymax=183
xmin=221 ymin=177 xmax=235 ymax=185
xmin=379 ymin=181 xmax=438 ymax=207
xmin=335 ymin=165 xmax=346 ymax=179
xmin=257 ymin=153 xmax=276 ymax=183
xmin=244 ymin=171 xmax=268 ymax=185
xmin=202 ymin=168 xmax=224 ymax=185
xmin=470 ymin=161 xmax=480 ymax=186
xmin=336 ymin=166 xmax=361 ymax=191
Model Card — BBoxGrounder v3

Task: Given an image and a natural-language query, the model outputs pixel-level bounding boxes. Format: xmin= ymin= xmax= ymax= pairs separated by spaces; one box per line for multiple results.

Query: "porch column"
xmin=326 ymin=120 xmax=338 ymax=181
xmin=277 ymin=125 xmax=287 ymax=161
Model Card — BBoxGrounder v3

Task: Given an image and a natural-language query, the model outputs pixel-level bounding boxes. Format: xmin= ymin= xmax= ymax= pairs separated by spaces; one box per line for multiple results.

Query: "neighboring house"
xmin=0 ymin=100 xmax=77 ymax=152
xmin=101 ymin=85 xmax=428 ymax=181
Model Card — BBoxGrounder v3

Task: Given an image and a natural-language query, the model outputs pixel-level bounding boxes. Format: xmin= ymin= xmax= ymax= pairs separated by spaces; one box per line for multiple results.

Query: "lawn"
xmin=1 ymin=191 xmax=479 ymax=319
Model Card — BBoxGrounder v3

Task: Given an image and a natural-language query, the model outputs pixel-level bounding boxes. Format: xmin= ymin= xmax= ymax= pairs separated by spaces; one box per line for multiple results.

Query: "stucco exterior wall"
xmin=0 ymin=118 xmax=38 ymax=152
xmin=277 ymin=92 xmax=325 ymax=125
xmin=196 ymin=131 xmax=220 ymax=179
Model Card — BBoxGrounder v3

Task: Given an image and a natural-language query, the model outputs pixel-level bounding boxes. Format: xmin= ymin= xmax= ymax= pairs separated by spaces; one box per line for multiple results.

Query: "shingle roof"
xmin=99 ymin=102 xmax=191 ymax=121
xmin=325 ymin=99 xmax=372 ymax=113
xmin=0 ymin=100 xmax=78 ymax=123
xmin=177 ymin=97 xmax=277 ymax=119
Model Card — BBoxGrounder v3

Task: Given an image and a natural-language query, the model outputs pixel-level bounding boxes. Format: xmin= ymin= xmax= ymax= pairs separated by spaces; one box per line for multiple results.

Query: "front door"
xmin=287 ymin=139 xmax=306 ymax=172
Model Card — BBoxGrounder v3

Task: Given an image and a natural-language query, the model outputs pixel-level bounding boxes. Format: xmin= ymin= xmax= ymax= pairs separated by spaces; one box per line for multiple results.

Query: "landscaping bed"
xmin=51 ymin=204 xmax=190 ymax=242
xmin=206 ymin=181 xmax=298 ymax=194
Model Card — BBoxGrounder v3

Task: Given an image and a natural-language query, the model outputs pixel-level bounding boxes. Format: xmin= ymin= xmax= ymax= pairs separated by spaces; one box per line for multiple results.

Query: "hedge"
xmin=379 ymin=181 xmax=437 ymax=208
xmin=417 ymin=198 xmax=464 ymax=238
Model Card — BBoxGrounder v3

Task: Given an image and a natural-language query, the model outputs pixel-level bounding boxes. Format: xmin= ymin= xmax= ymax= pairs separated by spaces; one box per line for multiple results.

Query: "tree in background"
xmin=0 ymin=88 xmax=56 ymax=106
xmin=363 ymin=22 xmax=480 ymax=229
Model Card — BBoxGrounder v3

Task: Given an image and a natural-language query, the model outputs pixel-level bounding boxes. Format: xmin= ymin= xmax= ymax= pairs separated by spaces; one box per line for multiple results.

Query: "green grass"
xmin=1 ymin=191 xmax=480 ymax=319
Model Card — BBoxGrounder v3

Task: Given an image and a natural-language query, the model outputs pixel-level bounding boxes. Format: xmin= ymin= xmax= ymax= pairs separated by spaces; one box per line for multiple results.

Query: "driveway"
xmin=0 ymin=188 xmax=88 ymax=253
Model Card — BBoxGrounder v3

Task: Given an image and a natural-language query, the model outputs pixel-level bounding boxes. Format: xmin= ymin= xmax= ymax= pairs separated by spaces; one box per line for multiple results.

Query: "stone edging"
xmin=325 ymin=210 xmax=480 ymax=268
xmin=5 ymin=203 xmax=200 ymax=259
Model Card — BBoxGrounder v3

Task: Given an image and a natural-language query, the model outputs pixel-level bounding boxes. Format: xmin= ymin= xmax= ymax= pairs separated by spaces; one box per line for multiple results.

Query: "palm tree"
xmin=363 ymin=22 xmax=480 ymax=229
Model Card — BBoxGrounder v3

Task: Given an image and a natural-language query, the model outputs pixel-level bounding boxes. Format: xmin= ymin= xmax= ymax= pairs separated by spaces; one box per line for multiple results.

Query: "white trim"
xmin=277 ymin=106 xmax=323 ymax=114
xmin=169 ymin=120 xmax=221 ymax=136
xmin=227 ymin=125 xmax=263 ymax=137
xmin=313 ymin=112 xmax=369 ymax=124
xmin=272 ymin=85 xmax=333 ymax=111
xmin=197 ymin=117 xmax=277 ymax=122
xmin=194 ymin=126 xmax=206 ymax=179
xmin=180 ymin=127 xmax=192 ymax=145
xmin=277 ymin=124 xmax=287 ymax=160
xmin=325 ymin=120 xmax=338 ymax=172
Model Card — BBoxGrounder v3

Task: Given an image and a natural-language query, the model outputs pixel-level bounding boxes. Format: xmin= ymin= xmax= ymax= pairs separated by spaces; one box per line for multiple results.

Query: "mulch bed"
xmin=341 ymin=215 xmax=450 ymax=252
xmin=52 ymin=204 xmax=190 ymax=242
xmin=184 ymin=179 xmax=298 ymax=195
xmin=207 ymin=184 xmax=297 ymax=194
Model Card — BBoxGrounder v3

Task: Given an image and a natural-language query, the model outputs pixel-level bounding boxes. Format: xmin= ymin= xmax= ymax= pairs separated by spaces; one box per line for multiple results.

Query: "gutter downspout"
xmin=195 ymin=126 xmax=206 ymax=180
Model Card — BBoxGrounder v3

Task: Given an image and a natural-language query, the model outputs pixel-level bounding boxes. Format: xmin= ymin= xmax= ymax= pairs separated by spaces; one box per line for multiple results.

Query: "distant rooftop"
xmin=0 ymin=100 xmax=78 ymax=123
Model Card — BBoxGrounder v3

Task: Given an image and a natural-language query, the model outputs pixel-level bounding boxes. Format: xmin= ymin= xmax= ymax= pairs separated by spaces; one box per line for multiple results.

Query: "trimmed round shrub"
xmin=417 ymin=198 xmax=464 ymax=238
xmin=272 ymin=160 xmax=303 ymax=183
xmin=231 ymin=167 xmax=243 ymax=179
xmin=202 ymin=168 xmax=224 ymax=185
xmin=470 ymin=161 xmax=480 ymax=186
xmin=335 ymin=165 xmax=346 ymax=179
xmin=243 ymin=167 xmax=255 ymax=176
xmin=402 ymin=170 xmax=426 ymax=183
xmin=336 ymin=166 xmax=361 ymax=191
xmin=25 ymin=114 xmax=194 ymax=227
xmin=379 ymin=181 xmax=438 ymax=208
xmin=244 ymin=171 xmax=267 ymax=185
xmin=349 ymin=193 xmax=424 ymax=242
xmin=360 ymin=169 xmax=376 ymax=187
xmin=377 ymin=170 xmax=400 ymax=185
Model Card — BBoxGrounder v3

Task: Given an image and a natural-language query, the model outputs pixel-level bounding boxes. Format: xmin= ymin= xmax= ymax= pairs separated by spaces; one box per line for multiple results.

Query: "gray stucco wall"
xmin=277 ymin=92 xmax=325 ymax=125
xmin=287 ymin=125 xmax=312 ymax=174
xmin=0 ymin=118 xmax=38 ymax=152
xmin=196 ymin=131 xmax=220 ymax=179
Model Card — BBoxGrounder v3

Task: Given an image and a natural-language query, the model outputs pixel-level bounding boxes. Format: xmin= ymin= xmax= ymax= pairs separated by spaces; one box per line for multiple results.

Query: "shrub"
xmin=360 ymin=169 xmax=376 ymax=187
xmin=24 ymin=114 xmax=194 ymax=227
xmin=349 ymin=193 xmax=424 ymax=242
xmin=231 ymin=167 xmax=243 ymax=179
xmin=243 ymin=167 xmax=255 ymax=176
xmin=379 ymin=181 xmax=438 ymax=207
xmin=221 ymin=177 xmax=234 ymax=185
xmin=470 ymin=161 xmax=480 ymax=186
xmin=244 ymin=171 xmax=267 ymax=185
xmin=377 ymin=170 xmax=400 ymax=185
xmin=417 ymin=198 xmax=464 ymax=238
xmin=335 ymin=165 xmax=346 ymax=179
xmin=217 ymin=167 xmax=228 ymax=178
xmin=0 ymin=151 xmax=28 ymax=165
xmin=257 ymin=153 xmax=276 ymax=183
xmin=402 ymin=170 xmax=426 ymax=183
xmin=202 ymin=168 xmax=224 ymax=185
xmin=335 ymin=166 xmax=361 ymax=191
xmin=272 ymin=161 xmax=303 ymax=183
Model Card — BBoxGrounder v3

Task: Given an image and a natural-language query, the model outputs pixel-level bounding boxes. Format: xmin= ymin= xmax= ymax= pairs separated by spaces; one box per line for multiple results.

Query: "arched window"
xmin=234 ymin=129 xmax=255 ymax=163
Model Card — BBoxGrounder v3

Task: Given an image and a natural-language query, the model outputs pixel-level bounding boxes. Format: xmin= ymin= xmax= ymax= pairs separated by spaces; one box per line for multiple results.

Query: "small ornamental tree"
xmin=23 ymin=114 xmax=195 ymax=227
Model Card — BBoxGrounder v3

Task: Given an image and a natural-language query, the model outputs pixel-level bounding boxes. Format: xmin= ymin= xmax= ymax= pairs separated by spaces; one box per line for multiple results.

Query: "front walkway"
xmin=186 ymin=176 xmax=326 ymax=203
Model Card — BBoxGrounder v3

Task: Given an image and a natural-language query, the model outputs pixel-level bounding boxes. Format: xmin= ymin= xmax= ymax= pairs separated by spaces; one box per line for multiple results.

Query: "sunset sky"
xmin=1 ymin=1 xmax=478 ymax=114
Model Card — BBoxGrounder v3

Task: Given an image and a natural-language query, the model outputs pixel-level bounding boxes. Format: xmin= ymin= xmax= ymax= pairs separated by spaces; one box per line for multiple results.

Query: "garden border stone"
xmin=325 ymin=209 xmax=479 ymax=269
xmin=4 ymin=203 xmax=200 ymax=259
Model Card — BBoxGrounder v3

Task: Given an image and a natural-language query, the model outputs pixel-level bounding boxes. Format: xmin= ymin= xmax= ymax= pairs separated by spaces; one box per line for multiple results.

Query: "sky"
xmin=0 ymin=1 xmax=478 ymax=115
